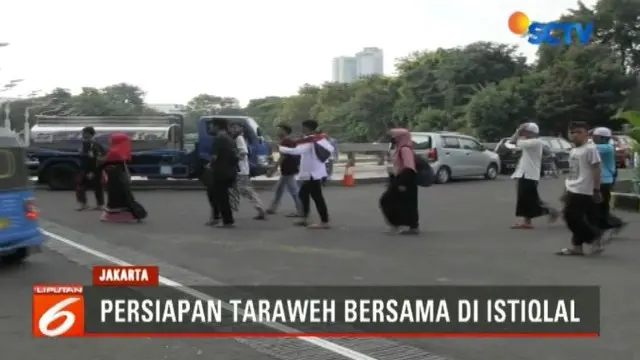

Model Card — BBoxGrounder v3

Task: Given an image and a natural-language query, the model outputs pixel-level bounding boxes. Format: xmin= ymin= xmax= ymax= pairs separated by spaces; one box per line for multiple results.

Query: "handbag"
xmin=130 ymin=201 xmax=148 ymax=220
xmin=123 ymin=162 xmax=131 ymax=183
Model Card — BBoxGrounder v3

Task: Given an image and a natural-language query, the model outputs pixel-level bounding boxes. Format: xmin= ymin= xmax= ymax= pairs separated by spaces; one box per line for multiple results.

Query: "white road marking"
xmin=41 ymin=229 xmax=380 ymax=360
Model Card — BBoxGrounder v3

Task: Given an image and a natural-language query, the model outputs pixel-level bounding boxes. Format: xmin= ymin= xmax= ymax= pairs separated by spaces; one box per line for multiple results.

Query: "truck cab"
xmin=191 ymin=116 xmax=271 ymax=178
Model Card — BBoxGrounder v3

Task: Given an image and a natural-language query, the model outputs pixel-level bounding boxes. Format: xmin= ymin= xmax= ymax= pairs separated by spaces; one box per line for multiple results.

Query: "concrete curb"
xmin=32 ymin=177 xmax=388 ymax=191
xmin=612 ymin=192 xmax=640 ymax=212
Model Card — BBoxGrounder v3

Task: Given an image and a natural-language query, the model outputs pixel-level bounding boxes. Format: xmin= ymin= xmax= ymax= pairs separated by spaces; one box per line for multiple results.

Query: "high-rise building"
xmin=355 ymin=47 xmax=384 ymax=77
xmin=331 ymin=56 xmax=357 ymax=83
xmin=331 ymin=48 xmax=384 ymax=82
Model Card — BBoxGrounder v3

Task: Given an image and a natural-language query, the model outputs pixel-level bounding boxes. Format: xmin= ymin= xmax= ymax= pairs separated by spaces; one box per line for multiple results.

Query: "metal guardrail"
xmin=274 ymin=142 xmax=498 ymax=165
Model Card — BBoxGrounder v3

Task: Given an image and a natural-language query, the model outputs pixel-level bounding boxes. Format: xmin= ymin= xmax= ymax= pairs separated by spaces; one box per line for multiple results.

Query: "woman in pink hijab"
xmin=379 ymin=128 xmax=419 ymax=234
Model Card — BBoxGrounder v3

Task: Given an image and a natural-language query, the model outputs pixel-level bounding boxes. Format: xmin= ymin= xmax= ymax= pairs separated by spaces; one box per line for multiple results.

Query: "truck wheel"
xmin=47 ymin=163 xmax=78 ymax=190
xmin=1 ymin=248 xmax=28 ymax=264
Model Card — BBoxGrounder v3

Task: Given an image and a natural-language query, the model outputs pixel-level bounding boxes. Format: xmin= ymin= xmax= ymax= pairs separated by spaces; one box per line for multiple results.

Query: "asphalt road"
xmin=5 ymin=176 xmax=640 ymax=360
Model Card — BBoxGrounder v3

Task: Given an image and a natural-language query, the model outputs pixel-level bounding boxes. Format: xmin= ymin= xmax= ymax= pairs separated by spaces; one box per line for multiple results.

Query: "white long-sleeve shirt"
xmin=511 ymin=138 xmax=544 ymax=181
xmin=279 ymin=138 xmax=334 ymax=180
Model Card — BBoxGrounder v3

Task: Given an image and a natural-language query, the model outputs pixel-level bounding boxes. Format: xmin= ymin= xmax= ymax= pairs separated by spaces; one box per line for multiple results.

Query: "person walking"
xmin=509 ymin=122 xmax=559 ymax=229
xmin=266 ymin=123 xmax=302 ymax=217
xmin=207 ymin=118 xmax=238 ymax=228
xmin=279 ymin=120 xmax=333 ymax=229
xmin=75 ymin=127 xmax=105 ymax=211
xmin=99 ymin=133 xmax=147 ymax=222
xmin=591 ymin=127 xmax=626 ymax=240
xmin=230 ymin=123 xmax=267 ymax=220
xmin=557 ymin=121 xmax=603 ymax=256
xmin=379 ymin=128 xmax=420 ymax=234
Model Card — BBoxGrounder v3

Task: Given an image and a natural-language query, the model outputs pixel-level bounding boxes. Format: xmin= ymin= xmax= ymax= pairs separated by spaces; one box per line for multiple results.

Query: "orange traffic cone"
xmin=343 ymin=165 xmax=355 ymax=187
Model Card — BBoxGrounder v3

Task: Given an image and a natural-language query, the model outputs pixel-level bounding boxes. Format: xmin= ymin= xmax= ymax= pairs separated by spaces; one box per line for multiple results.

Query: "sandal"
xmin=589 ymin=240 xmax=605 ymax=255
xmin=555 ymin=248 xmax=584 ymax=256
xmin=205 ymin=219 xmax=220 ymax=226
xmin=398 ymin=228 xmax=420 ymax=235
xmin=510 ymin=223 xmax=534 ymax=229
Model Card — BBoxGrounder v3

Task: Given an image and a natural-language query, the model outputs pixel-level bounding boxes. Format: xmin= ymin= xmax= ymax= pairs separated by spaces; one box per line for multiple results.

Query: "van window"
xmin=412 ymin=134 xmax=431 ymax=150
xmin=0 ymin=148 xmax=28 ymax=189
xmin=459 ymin=138 xmax=481 ymax=150
xmin=442 ymin=136 xmax=460 ymax=149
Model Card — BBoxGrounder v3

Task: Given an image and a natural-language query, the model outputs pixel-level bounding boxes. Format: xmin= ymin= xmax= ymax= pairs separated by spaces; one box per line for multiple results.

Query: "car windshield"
xmin=501 ymin=139 xmax=517 ymax=149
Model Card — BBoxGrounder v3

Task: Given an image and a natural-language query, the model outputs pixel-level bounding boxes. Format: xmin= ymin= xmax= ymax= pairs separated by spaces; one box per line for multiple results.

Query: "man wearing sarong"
xmin=510 ymin=122 xmax=559 ymax=229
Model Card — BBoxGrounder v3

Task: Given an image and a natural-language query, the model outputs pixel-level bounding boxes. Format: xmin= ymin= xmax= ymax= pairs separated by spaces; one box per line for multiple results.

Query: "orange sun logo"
xmin=508 ymin=11 xmax=530 ymax=35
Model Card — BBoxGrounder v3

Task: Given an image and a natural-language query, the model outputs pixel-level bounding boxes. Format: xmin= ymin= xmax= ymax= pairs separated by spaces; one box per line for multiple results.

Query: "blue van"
xmin=191 ymin=116 xmax=272 ymax=177
xmin=0 ymin=128 xmax=43 ymax=263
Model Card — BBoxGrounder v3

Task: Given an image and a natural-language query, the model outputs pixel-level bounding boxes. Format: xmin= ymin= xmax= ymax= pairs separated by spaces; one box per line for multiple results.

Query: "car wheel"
xmin=484 ymin=163 xmax=498 ymax=180
xmin=1 ymin=248 xmax=28 ymax=264
xmin=435 ymin=166 xmax=451 ymax=184
xmin=46 ymin=163 xmax=78 ymax=190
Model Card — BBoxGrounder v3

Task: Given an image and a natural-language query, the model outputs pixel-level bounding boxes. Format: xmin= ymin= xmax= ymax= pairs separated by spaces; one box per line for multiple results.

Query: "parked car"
xmin=540 ymin=136 xmax=572 ymax=170
xmin=388 ymin=132 xmax=501 ymax=184
xmin=494 ymin=136 xmax=570 ymax=175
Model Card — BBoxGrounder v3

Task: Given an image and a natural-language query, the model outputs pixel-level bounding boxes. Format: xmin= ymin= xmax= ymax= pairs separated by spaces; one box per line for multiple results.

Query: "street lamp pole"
xmin=0 ymin=79 xmax=24 ymax=130
xmin=23 ymin=90 xmax=42 ymax=146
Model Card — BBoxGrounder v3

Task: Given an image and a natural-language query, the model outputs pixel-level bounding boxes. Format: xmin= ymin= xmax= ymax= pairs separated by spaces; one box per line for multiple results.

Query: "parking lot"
xmin=3 ymin=177 xmax=639 ymax=360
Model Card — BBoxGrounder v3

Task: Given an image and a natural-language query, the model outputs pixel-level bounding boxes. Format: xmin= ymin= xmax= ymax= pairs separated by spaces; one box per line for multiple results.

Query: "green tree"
xmin=393 ymin=42 xmax=527 ymax=130
xmin=336 ymin=75 xmax=398 ymax=141
xmin=466 ymin=74 xmax=542 ymax=141
xmin=244 ymin=96 xmax=285 ymax=136
xmin=535 ymin=44 xmax=635 ymax=133
xmin=593 ymin=0 xmax=640 ymax=71
xmin=184 ymin=94 xmax=244 ymax=132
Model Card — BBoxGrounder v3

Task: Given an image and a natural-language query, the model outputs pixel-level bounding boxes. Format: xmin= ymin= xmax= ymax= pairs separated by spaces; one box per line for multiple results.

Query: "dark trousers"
xmin=515 ymin=177 xmax=549 ymax=219
xmin=380 ymin=172 xmax=419 ymax=228
xmin=299 ymin=178 xmax=329 ymax=223
xmin=563 ymin=192 xmax=600 ymax=246
xmin=598 ymin=183 xmax=624 ymax=229
xmin=211 ymin=178 xmax=234 ymax=225
xmin=76 ymin=171 xmax=104 ymax=206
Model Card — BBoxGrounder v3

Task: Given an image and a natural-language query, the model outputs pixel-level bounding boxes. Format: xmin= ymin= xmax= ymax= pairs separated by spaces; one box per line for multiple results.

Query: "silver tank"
xmin=29 ymin=116 xmax=182 ymax=151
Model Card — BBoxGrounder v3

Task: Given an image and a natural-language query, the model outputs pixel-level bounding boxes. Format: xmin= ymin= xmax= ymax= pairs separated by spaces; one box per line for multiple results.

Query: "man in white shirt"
xmin=509 ymin=122 xmax=559 ymax=229
xmin=279 ymin=120 xmax=334 ymax=229
xmin=557 ymin=121 xmax=603 ymax=256
xmin=230 ymin=124 xmax=266 ymax=220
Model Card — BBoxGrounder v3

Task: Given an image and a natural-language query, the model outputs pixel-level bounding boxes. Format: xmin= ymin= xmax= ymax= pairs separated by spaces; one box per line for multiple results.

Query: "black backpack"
xmin=399 ymin=146 xmax=435 ymax=187
xmin=314 ymin=142 xmax=332 ymax=162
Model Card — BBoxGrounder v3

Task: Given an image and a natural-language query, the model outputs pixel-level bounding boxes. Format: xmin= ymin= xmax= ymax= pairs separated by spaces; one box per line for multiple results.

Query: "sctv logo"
xmin=509 ymin=11 xmax=593 ymax=45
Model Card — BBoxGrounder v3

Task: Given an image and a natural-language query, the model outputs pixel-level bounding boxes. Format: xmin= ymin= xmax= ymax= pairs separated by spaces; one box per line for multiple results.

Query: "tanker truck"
xmin=27 ymin=115 xmax=188 ymax=190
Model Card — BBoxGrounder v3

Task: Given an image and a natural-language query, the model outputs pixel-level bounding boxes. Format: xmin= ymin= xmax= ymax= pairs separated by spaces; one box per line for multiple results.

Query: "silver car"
xmin=389 ymin=132 xmax=501 ymax=184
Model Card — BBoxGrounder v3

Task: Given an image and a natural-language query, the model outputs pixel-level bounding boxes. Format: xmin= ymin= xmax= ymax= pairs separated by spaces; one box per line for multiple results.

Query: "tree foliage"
xmin=2 ymin=0 xmax=637 ymax=141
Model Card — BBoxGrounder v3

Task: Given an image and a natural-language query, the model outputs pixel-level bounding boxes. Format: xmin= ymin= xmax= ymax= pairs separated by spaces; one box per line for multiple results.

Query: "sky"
xmin=0 ymin=0 xmax=597 ymax=105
